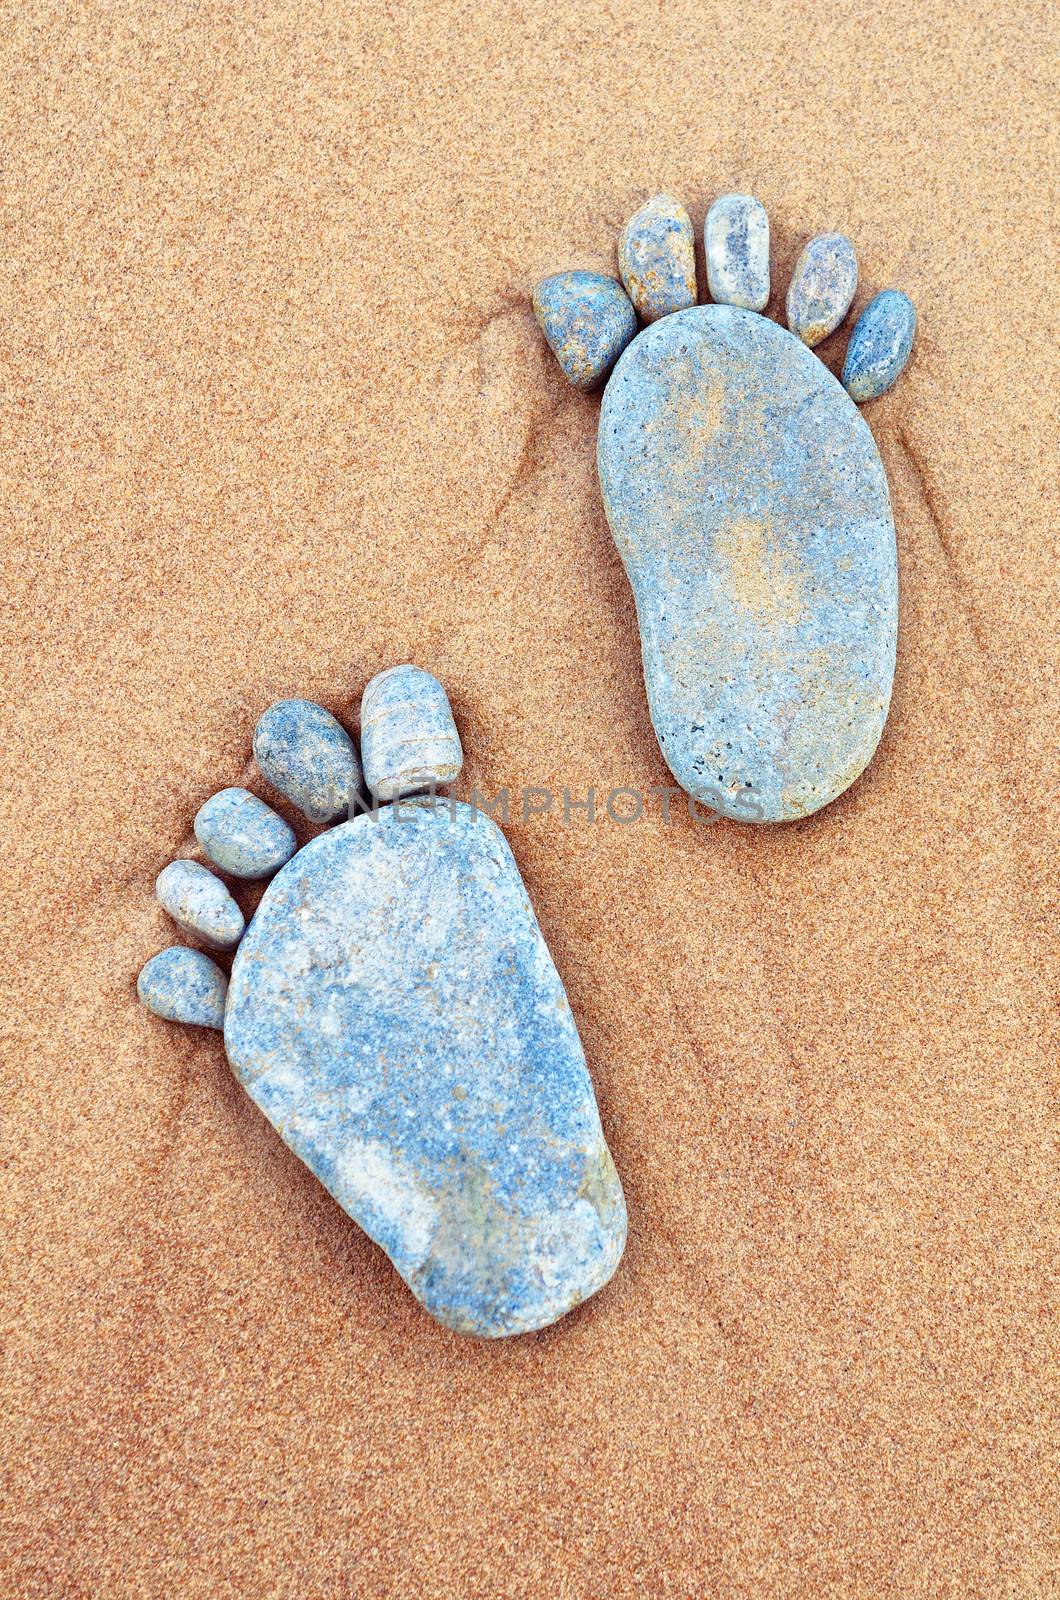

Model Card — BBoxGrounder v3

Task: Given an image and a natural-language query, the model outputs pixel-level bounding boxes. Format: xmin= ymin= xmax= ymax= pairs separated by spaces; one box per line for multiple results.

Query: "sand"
xmin=2 ymin=2 xmax=1057 ymax=1594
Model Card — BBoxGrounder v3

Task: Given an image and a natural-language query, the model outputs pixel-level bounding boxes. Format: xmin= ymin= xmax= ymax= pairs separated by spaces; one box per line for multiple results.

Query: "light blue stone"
xmin=253 ymin=699 xmax=362 ymax=823
xmin=533 ymin=271 xmax=637 ymax=391
xmin=360 ymin=665 xmax=463 ymax=802
xmin=705 ymin=193 xmax=770 ymax=311
xmin=786 ymin=233 xmax=858 ymax=346
xmin=194 ymin=787 xmax=297 ymax=880
xmin=138 ymin=946 xmax=228 ymax=1029
xmin=842 ymin=289 xmax=917 ymax=402
xmin=618 ymin=193 xmax=697 ymax=323
xmin=156 ymin=859 xmax=245 ymax=950
xmin=598 ymin=305 xmax=897 ymax=821
xmin=224 ymin=800 xmax=626 ymax=1337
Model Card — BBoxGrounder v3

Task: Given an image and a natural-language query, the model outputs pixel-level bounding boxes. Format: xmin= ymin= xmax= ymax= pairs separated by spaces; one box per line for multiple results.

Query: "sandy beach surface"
xmin=3 ymin=2 xmax=1057 ymax=1594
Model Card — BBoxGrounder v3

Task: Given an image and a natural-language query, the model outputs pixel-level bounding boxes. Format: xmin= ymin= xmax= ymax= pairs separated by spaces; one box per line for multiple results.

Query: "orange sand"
xmin=2 ymin=2 xmax=1057 ymax=1594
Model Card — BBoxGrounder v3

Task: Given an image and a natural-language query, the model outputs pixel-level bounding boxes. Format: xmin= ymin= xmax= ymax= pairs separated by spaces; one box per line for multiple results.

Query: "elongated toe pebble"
xmin=598 ymin=306 xmax=897 ymax=821
xmin=618 ymin=193 xmax=696 ymax=323
xmin=224 ymin=801 xmax=627 ymax=1337
xmin=138 ymin=946 xmax=228 ymax=1029
xmin=705 ymin=193 xmax=770 ymax=311
xmin=786 ymin=233 xmax=858 ymax=346
xmin=156 ymin=859 xmax=245 ymax=950
xmin=533 ymin=271 xmax=637 ymax=390
xmin=253 ymin=699 xmax=362 ymax=822
xmin=842 ymin=289 xmax=917 ymax=402
xmin=361 ymin=665 xmax=463 ymax=802
xmin=194 ymin=787 xmax=297 ymax=879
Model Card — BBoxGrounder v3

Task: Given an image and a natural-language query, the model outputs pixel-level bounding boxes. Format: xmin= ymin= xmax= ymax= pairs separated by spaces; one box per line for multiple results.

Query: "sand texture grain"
xmin=1 ymin=2 xmax=1057 ymax=1595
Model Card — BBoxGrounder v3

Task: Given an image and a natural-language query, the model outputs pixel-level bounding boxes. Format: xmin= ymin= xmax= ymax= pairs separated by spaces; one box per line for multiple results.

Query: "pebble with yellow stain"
xmin=786 ymin=232 xmax=858 ymax=347
xmin=598 ymin=305 xmax=897 ymax=820
xmin=618 ymin=193 xmax=697 ymax=322
xmin=533 ymin=271 xmax=637 ymax=390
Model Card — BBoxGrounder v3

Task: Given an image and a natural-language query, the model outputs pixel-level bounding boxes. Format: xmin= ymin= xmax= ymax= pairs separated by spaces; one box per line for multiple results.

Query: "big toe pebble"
xmin=224 ymin=802 xmax=627 ymax=1336
xmin=618 ymin=193 xmax=697 ymax=323
xmin=194 ymin=788 xmax=297 ymax=880
xmin=842 ymin=289 xmax=917 ymax=402
xmin=138 ymin=946 xmax=228 ymax=1029
xmin=360 ymin=665 xmax=463 ymax=802
xmin=533 ymin=271 xmax=637 ymax=390
xmin=705 ymin=193 xmax=770 ymax=311
xmin=786 ymin=233 xmax=858 ymax=346
xmin=254 ymin=699 xmax=362 ymax=823
xmin=156 ymin=859 xmax=244 ymax=950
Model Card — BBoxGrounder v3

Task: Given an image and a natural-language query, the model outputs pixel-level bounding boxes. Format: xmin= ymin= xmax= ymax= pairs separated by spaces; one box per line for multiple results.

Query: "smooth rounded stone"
xmin=138 ymin=946 xmax=228 ymax=1029
xmin=786 ymin=232 xmax=858 ymax=346
xmin=156 ymin=859 xmax=245 ymax=950
xmin=225 ymin=801 xmax=627 ymax=1337
xmin=705 ymin=193 xmax=770 ymax=311
xmin=842 ymin=289 xmax=917 ymax=402
xmin=598 ymin=305 xmax=897 ymax=822
xmin=193 ymin=788 xmax=297 ymax=880
xmin=618 ymin=193 xmax=697 ymax=323
xmin=253 ymin=698 xmax=362 ymax=823
xmin=360 ymin=665 xmax=463 ymax=802
xmin=532 ymin=271 xmax=637 ymax=391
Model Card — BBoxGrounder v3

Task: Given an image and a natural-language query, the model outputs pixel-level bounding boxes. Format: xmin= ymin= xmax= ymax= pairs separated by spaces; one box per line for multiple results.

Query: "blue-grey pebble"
xmin=598 ymin=305 xmax=897 ymax=822
xmin=360 ymin=665 xmax=463 ymax=802
xmin=705 ymin=193 xmax=770 ymax=311
xmin=253 ymin=698 xmax=362 ymax=823
xmin=533 ymin=271 xmax=637 ymax=391
xmin=138 ymin=946 xmax=228 ymax=1029
xmin=618 ymin=193 xmax=697 ymax=323
xmin=194 ymin=787 xmax=297 ymax=879
xmin=225 ymin=801 xmax=627 ymax=1337
xmin=156 ymin=859 xmax=245 ymax=950
xmin=842 ymin=289 xmax=917 ymax=402
xmin=786 ymin=232 xmax=858 ymax=346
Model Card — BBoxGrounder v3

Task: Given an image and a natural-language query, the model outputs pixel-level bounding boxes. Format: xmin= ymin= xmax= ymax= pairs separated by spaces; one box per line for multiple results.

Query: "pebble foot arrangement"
xmin=535 ymin=194 xmax=917 ymax=822
xmin=138 ymin=668 xmax=627 ymax=1339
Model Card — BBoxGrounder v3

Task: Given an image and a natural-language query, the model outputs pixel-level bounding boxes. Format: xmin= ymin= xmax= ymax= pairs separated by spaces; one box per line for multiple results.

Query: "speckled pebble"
xmin=618 ymin=193 xmax=696 ymax=323
xmin=156 ymin=859 xmax=245 ymax=950
xmin=786 ymin=232 xmax=858 ymax=346
xmin=253 ymin=698 xmax=362 ymax=823
xmin=599 ymin=305 xmax=897 ymax=822
xmin=225 ymin=801 xmax=627 ymax=1337
xmin=360 ymin=665 xmax=463 ymax=802
xmin=705 ymin=193 xmax=770 ymax=311
xmin=194 ymin=787 xmax=297 ymax=880
xmin=842 ymin=289 xmax=917 ymax=402
xmin=532 ymin=271 xmax=637 ymax=390
xmin=138 ymin=946 xmax=228 ymax=1029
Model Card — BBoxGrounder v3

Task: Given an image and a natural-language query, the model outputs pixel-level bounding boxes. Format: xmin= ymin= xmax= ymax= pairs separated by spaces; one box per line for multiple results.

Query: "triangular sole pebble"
xmin=224 ymin=801 xmax=626 ymax=1337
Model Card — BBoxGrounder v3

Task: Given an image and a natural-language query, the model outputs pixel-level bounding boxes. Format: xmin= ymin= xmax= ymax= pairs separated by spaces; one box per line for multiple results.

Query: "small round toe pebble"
xmin=842 ymin=289 xmax=917 ymax=402
xmin=193 ymin=787 xmax=297 ymax=879
xmin=156 ymin=859 xmax=245 ymax=950
xmin=253 ymin=698 xmax=362 ymax=823
xmin=705 ymin=193 xmax=770 ymax=311
xmin=786 ymin=233 xmax=858 ymax=346
xmin=618 ymin=193 xmax=697 ymax=323
xmin=137 ymin=946 xmax=228 ymax=1029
